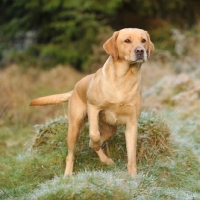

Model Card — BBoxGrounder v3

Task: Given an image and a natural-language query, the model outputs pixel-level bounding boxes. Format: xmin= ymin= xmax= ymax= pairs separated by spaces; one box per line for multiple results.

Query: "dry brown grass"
xmin=0 ymin=64 xmax=83 ymax=126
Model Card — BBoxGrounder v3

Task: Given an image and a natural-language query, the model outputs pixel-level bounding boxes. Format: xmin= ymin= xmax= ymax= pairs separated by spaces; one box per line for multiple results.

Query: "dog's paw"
xmin=105 ymin=158 xmax=115 ymax=165
xmin=127 ymin=166 xmax=137 ymax=176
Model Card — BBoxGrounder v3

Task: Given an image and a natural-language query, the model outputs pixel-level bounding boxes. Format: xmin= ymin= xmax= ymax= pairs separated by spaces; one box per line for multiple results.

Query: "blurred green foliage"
xmin=0 ymin=0 xmax=200 ymax=70
xmin=0 ymin=0 xmax=123 ymax=69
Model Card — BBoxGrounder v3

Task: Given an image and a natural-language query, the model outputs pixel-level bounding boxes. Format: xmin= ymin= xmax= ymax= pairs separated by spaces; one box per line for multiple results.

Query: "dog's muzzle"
xmin=134 ymin=47 xmax=145 ymax=61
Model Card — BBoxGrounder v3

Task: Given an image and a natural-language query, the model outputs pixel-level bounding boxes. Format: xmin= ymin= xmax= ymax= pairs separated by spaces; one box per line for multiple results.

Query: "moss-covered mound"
xmin=31 ymin=111 xmax=171 ymax=172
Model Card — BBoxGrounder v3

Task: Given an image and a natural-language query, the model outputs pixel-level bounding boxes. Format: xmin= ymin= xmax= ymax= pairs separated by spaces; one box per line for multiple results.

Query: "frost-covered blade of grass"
xmin=25 ymin=172 xmax=157 ymax=200
xmin=21 ymin=171 xmax=200 ymax=200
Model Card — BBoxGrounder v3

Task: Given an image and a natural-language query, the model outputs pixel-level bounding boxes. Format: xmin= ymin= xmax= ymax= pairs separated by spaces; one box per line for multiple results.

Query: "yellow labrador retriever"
xmin=30 ymin=28 xmax=154 ymax=176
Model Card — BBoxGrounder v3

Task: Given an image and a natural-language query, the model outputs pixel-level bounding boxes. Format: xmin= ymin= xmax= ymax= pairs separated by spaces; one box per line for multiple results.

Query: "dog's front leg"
xmin=87 ymin=103 xmax=101 ymax=151
xmin=125 ymin=119 xmax=138 ymax=176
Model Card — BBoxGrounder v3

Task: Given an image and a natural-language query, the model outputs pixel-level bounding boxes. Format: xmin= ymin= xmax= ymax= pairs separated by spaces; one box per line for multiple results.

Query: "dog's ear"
xmin=103 ymin=31 xmax=119 ymax=60
xmin=145 ymin=31 xmax=154 ymax=58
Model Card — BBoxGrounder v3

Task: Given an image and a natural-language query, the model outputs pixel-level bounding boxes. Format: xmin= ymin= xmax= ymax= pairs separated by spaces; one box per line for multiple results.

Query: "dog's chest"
xmin=101 ymin=110 xmax=125 ymax=125
xmin=97 ymin=86 xmax=141 ymax=125
xmin=99 ymin=103 xmax=137 ymax=125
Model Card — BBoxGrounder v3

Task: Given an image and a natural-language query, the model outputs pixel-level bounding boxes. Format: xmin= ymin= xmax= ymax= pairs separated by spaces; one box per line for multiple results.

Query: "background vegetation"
xmin=1 ymin=0 xmax=200 ymax=199
xmin=1 ymin=0 xmax=200 ymax=70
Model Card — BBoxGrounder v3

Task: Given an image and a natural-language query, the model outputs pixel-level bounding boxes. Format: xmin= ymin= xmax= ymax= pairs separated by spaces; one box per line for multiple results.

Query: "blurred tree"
xmin=109 ymin=0 xmax=200 ymax=30
xmin=0 ymin=0 xmax=200 ymax=70
xmin=0 ymin=0 xmax=122 ymax=69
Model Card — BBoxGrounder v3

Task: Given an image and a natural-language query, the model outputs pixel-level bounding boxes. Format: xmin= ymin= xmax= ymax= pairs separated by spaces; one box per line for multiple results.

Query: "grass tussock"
xmin=32 ymin=112 xmax=171 ymax=171
xmin=137 ymin=112 xmax=171 ymax=162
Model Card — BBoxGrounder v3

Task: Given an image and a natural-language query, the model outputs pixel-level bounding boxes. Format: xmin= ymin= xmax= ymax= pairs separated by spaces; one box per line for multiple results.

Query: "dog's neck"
xmin=103 ymin=56 xmax=142 ymax=79
xmin=101 ymin=56 xmax=142 ymax=96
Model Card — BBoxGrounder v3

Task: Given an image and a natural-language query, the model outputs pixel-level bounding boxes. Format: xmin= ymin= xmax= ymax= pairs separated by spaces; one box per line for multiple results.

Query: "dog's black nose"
xmin=135 ymin=47 xmax=144 ymax=55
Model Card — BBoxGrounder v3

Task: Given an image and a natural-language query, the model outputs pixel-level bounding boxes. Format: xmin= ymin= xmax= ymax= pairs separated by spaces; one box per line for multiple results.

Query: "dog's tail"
xmin=30 ymin=91 xmax=73 ymax=106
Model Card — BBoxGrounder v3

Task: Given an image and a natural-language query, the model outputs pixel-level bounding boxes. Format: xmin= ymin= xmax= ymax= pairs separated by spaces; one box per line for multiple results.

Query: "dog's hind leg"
xmin=64 ymin=97 xmax=86 ymax=176
xmin=99 ymin=121 xmax=117 ymax=143
xmin=95 ymin=121 xmax=117 ymax=165
xmin=64 ymin=120 xmax=84 ymax=176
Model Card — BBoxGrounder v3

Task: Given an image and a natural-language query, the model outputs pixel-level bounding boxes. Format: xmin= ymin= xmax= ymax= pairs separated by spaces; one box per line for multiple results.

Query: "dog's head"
xmin=103 ymin=28 xmax=154 ymax=64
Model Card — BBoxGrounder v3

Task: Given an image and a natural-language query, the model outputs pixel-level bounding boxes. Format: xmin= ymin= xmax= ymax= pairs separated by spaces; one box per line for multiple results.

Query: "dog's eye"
xmin=124 ymin=39 xmax=131 ymax=43
xmin=141 ymin=39 xmax=146 ymax=43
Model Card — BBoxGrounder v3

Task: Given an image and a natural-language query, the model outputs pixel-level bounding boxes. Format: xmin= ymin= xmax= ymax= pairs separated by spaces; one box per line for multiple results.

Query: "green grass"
xmin=1 ymin=111 xmax=199 ymax=199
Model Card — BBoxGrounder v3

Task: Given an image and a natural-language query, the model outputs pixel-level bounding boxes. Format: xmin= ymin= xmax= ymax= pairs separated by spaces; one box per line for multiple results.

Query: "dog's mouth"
xmin=136 ymin=53 xmax=145 ymax=61
xmin=126 ymin=53 xmax=147 ymax=65
xmin=128 ymin=58 xmax=145 ymax=65
xmin=135 ymin=58 xmax=144 ymax=63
